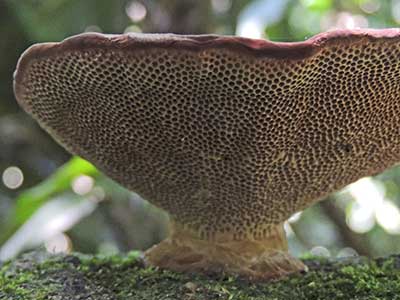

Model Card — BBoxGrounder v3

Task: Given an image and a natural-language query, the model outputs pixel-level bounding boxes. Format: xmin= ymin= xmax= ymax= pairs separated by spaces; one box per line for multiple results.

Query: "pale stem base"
xmin=145 ymin=221 xmax=307 ymax=280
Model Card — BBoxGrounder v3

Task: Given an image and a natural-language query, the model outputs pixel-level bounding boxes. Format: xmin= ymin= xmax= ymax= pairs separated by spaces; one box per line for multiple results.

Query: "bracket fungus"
xmin=14 ymin=29 xmax=400 ymax=280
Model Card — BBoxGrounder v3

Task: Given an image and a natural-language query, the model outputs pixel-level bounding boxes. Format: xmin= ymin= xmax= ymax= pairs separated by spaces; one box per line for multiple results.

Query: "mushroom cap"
xmin=14 ymin=29 xmax=400 ymax=240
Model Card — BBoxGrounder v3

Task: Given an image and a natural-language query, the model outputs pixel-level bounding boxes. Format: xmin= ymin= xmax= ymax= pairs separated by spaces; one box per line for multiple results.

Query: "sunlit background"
xmin=1 ymin=0 xmax=400 ymax=261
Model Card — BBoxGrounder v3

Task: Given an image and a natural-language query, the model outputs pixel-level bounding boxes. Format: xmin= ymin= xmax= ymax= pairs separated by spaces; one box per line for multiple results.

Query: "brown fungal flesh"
xmin=14 ymin=29 xmax=400 ymax=279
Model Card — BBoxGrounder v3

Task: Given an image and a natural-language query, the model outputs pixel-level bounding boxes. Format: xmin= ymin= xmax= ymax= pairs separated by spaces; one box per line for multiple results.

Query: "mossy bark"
xmin=1 ymin=251 xmax=400 ymax=300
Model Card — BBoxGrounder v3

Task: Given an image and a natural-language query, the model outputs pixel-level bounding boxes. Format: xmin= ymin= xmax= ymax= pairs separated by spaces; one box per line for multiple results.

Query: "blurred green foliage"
xmin=1 ymin=0 xmax=400 ymax=261
xmin=0 ymin=157 xmax=98 ymax=246
xmin=13 ymin=157 xmax=97 ymax=224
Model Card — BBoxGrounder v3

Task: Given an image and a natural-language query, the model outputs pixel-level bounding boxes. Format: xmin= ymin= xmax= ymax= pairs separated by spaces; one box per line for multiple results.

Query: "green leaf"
xmin=300 ymin=0 xmax=332 ymax=11
xmin=14 ymin=157 xmax=98 ymax=224
xmin=0 ymin=157 xmax=98 ymax=245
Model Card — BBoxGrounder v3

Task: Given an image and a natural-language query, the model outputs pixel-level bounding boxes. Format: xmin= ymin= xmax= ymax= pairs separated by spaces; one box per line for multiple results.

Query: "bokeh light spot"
xmin=126 ymin=1 xmax=147 ymax=23
xmin=71 ymin=175 xmax=94 ymax=195
xmin=283 ymin=221 xmax=294 ymax=237
xmin=337 ymin=247 xmax=358 ymax=258
xmin=392 ymin=0 xmax=400 ymax=23
xmin=288 ymin=211 xmax=302 ymax=223
xmin=2 ymin=166 xmax=24 ymax=189
xmin=347 ymin=202 xmax=376 ymax=233
xmin=84 ymin=25 xmax=102 ymax=33
xmin=359 ymin=0 xmax=381 ymax=14
xmin=211 ymin=0 xmax=232 ymax=14
xmin=346 ymin=177 xmax=383 ymax=233
xmin=236 ymin=20 xmax=263 ymax=39
xmin=310 ymin=246 xmax=331 ymax=257
xmin=375 ymin=200 xmax=400 ymax=234
xmin=335 ymin=12 xmax=369 ymax=29
xmin=91 ymin=186 xmax=106 ymax=202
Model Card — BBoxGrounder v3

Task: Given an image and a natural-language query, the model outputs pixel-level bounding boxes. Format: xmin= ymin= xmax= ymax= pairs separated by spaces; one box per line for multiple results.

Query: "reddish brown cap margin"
xmin=13 ymin=28 xmax=400 ymax=108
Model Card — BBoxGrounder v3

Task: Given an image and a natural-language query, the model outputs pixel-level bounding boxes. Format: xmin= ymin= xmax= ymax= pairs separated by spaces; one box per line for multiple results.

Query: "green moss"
xmin=1 ymin=252 xmax=400 ymax=300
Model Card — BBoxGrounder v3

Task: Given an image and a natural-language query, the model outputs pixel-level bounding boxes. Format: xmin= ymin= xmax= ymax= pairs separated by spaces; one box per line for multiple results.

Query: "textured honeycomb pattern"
xmin=15 ymin=32 xmax=400 ymax=241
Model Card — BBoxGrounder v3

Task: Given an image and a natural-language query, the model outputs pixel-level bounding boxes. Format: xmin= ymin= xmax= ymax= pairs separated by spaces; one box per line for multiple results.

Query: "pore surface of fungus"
xmin=14 ymin=29 xmax=400 ymax=279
